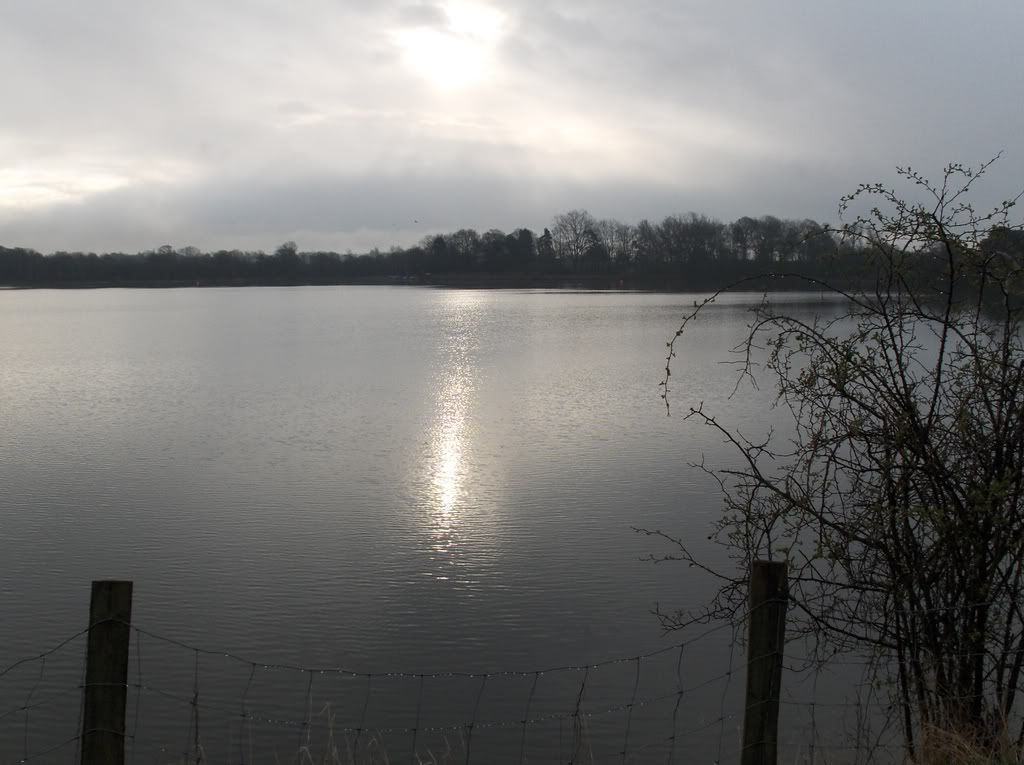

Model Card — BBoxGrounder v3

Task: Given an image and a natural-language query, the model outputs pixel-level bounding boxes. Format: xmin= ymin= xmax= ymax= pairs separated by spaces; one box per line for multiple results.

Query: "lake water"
xmin=0 ymin=287 xmax=865 ymax=763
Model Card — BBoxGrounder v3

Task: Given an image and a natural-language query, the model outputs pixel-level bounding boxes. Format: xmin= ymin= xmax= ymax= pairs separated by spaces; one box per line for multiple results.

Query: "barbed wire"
xmin=0 ymin=685 xmax=82 ymax=724
xmin=7 ymin=690 xmax=910 ymax=765
xmin=0 ymin=627 xmax=90 ymax=681
xmin=7 ymin=605 xmax=1020 ymax=764
xmin=122 ymin=617 xmax=736 ymax=679
xmin=715 ymin=621 xmax=739 ymax=765
xmin=129 ymin=680 xmax=708 ymax=734
xmin=0 ymin=615 xmax=750 ymax=764
xmin=130 ymin=628 xmax=142 ymax=765
xmin=0 ymin=651 xmax=1006 ymax=722
xmin=16 ymin=728 xmax=129 ymax=764
xmin=5 ymin=596 xmax=1012 ymax=684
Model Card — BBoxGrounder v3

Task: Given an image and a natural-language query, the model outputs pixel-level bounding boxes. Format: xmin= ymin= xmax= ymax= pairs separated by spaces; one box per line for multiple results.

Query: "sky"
xmin=1 ymin=0 xmax=1022 ymax=254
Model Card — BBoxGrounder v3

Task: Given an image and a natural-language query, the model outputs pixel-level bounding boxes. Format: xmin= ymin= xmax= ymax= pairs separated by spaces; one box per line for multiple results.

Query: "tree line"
xmin=2 ymin=208 xmax=1017 ymax=288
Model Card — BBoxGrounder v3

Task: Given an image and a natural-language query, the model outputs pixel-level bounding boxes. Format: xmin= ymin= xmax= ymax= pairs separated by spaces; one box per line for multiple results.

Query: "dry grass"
xmin=918 ymin=723 xmax=1024 ymax=765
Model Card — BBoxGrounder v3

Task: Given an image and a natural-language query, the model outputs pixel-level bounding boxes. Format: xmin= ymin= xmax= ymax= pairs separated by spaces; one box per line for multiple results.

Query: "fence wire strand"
xmin=6 ymin=602 xmax=993 ymax=764
xmin=518 ymin=671 xmax=539 ymax=765
xmin=620 ymin=656 xmax=641 ymax=764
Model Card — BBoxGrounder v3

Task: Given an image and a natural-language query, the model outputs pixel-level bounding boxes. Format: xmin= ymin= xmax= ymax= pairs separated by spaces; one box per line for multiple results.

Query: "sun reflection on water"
xmin=432 ymin=372 xmax=471 ymax=518
xmin=424 ymin=292 xmax=484 ymax=563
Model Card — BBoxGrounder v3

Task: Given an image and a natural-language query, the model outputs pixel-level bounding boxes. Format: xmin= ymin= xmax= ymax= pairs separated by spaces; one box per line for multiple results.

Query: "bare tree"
xmin=646 ymin=156 xmax=1024 ymax=755
xmin=552 ymin=209 xmax=600 ymax=270
xmin=596 ymin=218 xmax=635 ymax=266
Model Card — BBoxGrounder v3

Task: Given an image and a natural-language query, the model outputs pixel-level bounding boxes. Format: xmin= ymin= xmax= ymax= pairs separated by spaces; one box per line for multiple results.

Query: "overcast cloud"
xmin=1 ymin=0 xmax=1021 ymax=253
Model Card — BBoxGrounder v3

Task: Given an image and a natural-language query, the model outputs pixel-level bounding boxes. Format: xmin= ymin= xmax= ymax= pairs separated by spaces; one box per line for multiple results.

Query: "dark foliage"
xmin=0 ymin=211 xmax=916 ymax=290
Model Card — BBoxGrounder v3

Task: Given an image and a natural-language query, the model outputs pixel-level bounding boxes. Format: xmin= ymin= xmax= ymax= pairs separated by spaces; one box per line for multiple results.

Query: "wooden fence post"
xmin=741 ymin=561 xmax=788 ymax=765
xmin=81 ymin=580 xmax=133 ymax=765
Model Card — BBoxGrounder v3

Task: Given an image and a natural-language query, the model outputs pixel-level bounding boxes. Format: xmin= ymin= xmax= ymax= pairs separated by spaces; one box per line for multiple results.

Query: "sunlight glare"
xmin=394 ymin=2 xmax=505 ymax=91
xmin=432 ymin=373 xmax=470 ymax=517
xmin=426 ymin=291 xmax=484 ymax=534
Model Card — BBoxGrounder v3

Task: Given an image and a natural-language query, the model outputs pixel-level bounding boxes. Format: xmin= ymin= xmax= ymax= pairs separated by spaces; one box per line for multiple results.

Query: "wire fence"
xmin=0 ymin=617 xmax=745 ymax=764
xmin=36 ymin=577 xmax=1024 ymax=763
xmin=0 ymin=608 xmax=911 ymax=765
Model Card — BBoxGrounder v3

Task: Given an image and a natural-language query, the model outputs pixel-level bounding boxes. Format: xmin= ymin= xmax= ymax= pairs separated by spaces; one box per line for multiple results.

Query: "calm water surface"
xmin=0 ymin=287 xmax=852 ymax=762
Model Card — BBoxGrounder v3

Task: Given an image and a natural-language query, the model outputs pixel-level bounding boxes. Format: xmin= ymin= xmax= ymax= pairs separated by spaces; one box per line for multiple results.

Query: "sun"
xmin=394 ymin=2 xmax=505 ymax=91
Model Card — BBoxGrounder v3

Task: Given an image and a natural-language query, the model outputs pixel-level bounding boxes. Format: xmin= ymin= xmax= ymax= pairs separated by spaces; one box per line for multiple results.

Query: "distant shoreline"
xmin=0 ymin=272 xmax=844 ymax=292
